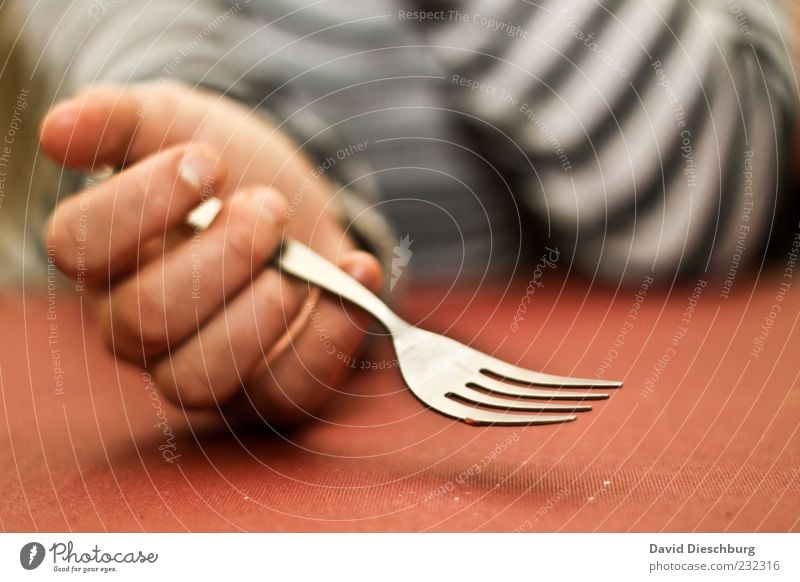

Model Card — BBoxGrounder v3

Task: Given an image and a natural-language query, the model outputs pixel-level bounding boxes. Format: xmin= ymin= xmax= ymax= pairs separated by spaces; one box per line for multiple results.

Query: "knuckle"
xmin=136 ymin=288 xmax=171 ymax=350
xmin=154 ymin=356 xmax=212 ymax=409
xmin=135 ymin=173 xmax=171 ymax=227
xmin=110 ymin=285 xmax=169 ymax=357
xmin=152 ymin=363 xmax=181 ymax=407
xmin=252 ymin=270 xmax=296 ymax=326
xmin=47 ymin=211 xmax=84 ymax=277
xmin=222 ymin=203 xmax=261 ymax=267
xmin=98 ymin=311 xmax=118 ymax=354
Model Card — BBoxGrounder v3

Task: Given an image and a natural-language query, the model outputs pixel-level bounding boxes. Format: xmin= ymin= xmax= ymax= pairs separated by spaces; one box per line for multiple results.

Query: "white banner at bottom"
xmin=1 ymin=533 xmax=796 ymax=581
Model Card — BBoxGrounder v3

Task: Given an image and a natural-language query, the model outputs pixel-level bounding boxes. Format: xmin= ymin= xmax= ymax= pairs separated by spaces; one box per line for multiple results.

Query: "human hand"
xmin=40 ymin=82 xmax=383 ymax=424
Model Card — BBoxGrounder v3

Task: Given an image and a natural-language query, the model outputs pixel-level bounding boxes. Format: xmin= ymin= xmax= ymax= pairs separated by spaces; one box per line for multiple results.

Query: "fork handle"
xmin=274 ymin=238 xmax=408 ymax=333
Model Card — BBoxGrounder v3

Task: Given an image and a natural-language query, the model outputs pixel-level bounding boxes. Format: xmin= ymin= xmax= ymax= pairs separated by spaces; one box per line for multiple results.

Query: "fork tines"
xmin=443 ymin=359 xmax=622 ymax=426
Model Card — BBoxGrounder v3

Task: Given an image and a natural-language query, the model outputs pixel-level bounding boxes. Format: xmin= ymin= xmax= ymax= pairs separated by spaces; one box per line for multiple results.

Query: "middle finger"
xmin=106 ymin=186 xmax=287 ymax=362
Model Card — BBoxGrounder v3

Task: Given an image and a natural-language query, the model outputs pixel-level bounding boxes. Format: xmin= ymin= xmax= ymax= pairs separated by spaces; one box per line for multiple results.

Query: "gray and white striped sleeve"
xmin=432 ymin=0 xmax=798 ymax=282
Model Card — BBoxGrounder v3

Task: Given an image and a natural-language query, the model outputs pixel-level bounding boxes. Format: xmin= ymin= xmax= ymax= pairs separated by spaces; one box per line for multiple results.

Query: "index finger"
xmin=44 ymin=142 xmax=226 ymax=282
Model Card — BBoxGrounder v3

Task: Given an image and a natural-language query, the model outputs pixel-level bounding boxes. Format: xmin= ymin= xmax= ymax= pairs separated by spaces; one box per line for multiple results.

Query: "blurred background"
xmin=0 ymin=6 xmax=54 ymax=285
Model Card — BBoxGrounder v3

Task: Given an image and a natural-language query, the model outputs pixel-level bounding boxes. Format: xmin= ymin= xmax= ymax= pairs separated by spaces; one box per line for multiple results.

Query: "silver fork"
xmin=276 ymin=239 xmax=623 ymax=426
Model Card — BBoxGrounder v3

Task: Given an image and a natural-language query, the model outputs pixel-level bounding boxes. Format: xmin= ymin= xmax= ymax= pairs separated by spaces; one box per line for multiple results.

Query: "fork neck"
xmin=356 ymin=299 xmax=410 ymax=335
xmin=275 ymin=239 xmax=410 ymax=335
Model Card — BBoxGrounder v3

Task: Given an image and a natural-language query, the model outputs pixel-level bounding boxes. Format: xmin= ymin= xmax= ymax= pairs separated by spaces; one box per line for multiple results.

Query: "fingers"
xmin=38 ymin=83 xmax=352 ymax=262
xmin=226 ymin=251 xmax=384 ymax=423
xmin=151 ymin=268 xmax=308 ymax=409
xmin=44 ymin=143 xmax=226 ymax=281
xmin=153 ymin=251 xmax=382 ymax=416
xmin=106 ymin=186 xmax=287 ymax=362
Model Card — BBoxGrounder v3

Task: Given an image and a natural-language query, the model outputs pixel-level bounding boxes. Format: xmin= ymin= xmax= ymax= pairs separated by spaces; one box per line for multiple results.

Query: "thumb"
xmin=39 ymin=85 xmax=144 ymax=169
xmin=38 ymin=83 xmax=194 ymax=169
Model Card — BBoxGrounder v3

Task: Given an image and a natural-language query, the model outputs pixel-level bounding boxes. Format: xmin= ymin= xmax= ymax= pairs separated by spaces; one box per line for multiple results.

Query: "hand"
xmin=40 ymin=82 xmax=383 ymax=424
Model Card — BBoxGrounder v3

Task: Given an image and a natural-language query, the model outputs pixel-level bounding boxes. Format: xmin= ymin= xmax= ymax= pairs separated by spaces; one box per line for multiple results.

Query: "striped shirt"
xmin=20 ymin=0 xmax=799 ymax=284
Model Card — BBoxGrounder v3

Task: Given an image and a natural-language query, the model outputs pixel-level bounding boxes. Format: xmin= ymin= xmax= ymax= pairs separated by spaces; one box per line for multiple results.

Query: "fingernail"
xmin=248 ymin=187 xmax=287 ymax=225
xmin=179 ymin=148 xmax=219 ymax=191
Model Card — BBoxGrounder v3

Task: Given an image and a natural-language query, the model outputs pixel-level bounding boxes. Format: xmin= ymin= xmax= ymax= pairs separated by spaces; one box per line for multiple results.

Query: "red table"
xmin=1 ymin=270 xmax=798 ymax=532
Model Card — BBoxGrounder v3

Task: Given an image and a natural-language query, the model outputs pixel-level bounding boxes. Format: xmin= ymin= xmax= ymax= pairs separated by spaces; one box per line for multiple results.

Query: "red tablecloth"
xmin=1 ymin=271 xmax=798 ymax=532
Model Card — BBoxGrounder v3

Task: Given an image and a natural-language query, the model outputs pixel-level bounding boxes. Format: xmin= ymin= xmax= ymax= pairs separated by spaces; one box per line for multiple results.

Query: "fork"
xmin=276 ymin=239 xmax=623 ymax=426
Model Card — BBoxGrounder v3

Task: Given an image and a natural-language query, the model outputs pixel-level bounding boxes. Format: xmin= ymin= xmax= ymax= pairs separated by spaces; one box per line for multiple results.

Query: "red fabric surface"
xmin=1 ymin=271 xmax=798 ymax=532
